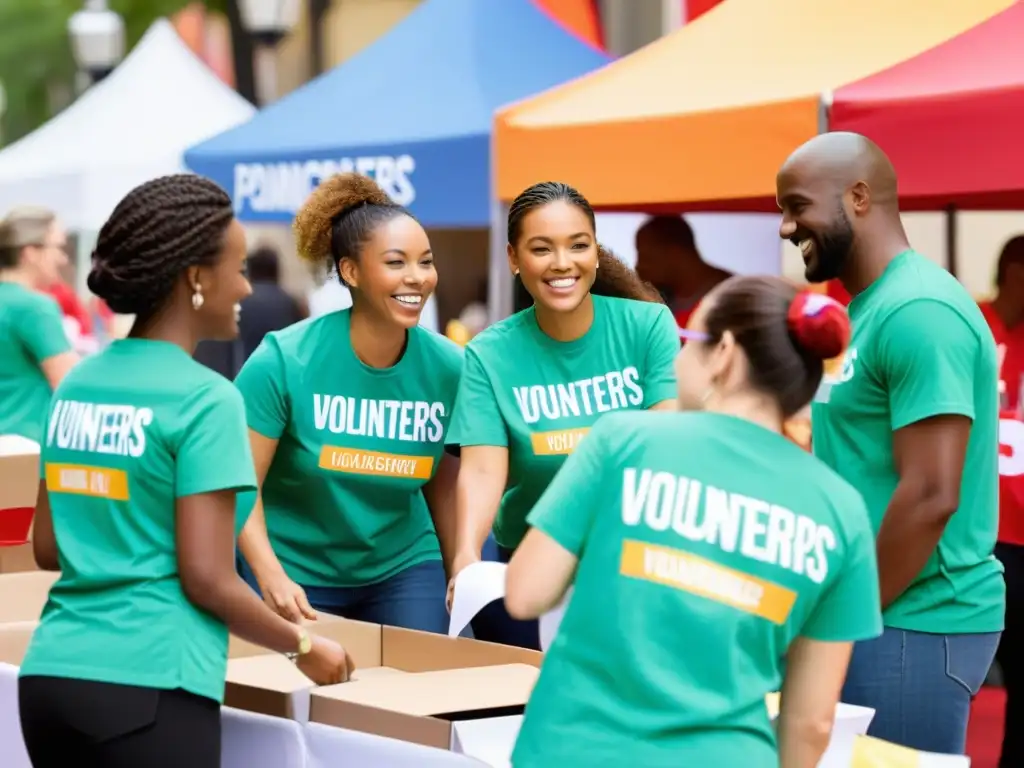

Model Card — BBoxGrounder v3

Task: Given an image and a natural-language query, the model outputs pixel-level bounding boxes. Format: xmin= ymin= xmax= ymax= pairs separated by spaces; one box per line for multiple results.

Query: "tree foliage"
xmin=0 ymin=0 xmax=226 ymax=147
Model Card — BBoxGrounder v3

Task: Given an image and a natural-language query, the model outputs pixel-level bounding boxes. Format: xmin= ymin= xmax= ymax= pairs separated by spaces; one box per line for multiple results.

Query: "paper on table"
xmin=448 ymin=561 xmax=508 ymax=639
xmin=448 ymin=561 xmax=570 ymax=652
xmin=850 ymin=735 xmax=970 ymax=767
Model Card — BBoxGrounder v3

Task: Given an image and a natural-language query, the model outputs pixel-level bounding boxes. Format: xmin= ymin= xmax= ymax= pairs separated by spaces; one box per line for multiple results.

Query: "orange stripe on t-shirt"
xmin=618 ymin=539 xmax=797 ymax=624
xmin=317 ymin=446 xmax=434 ymax=480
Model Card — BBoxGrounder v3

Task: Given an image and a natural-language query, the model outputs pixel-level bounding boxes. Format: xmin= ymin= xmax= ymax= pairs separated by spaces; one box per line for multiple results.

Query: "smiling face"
xmin=507 ymin=199 xmax=598 ymax=314
xmin=776 ymin=165 xmax=855 ymax=284
xmin=339 ymin=214 xmax=436 ymax=329
xmin=187 ymin=218 xmax=252 ymax=340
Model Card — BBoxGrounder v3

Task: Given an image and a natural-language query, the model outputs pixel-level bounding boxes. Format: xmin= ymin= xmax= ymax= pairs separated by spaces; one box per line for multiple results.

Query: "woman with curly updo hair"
xmin=235 ymin=172 xmax=461 ymax=635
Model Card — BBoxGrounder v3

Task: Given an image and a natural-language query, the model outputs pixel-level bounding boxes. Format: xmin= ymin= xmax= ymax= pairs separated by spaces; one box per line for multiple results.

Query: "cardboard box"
xmin=311 ymin=663 xmax=537 ymax=750
xmin=0 ymin=572 xmax=58 ymax=623
xmin=0 ymin=436 xmax=40 ymax=510
xmin=0 ymin=435 xmax=41 ymax=574
xmin=0 ymin=621 xmax=38 ymax=664
xmin=226 ymin=617 xmax=541 ymax=753
xmin=0 ymin=544 xmax=38 ymax=574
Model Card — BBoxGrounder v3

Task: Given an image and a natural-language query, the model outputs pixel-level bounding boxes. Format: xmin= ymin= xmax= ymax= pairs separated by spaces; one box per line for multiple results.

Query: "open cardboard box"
xmin=227 ymin=615 xmax=541 ymax=758
xmin=0 ymin=543 xmax=38 ymax=574
xmin=0 ymin=618 xmax=536 ymax=766
xmin=0 ymin=621 xmax=38 ymax=664
xmin=0 ymin=436 xmax=41 ymax=574
xmin=0 ymin=572 xmax=58 ymax=623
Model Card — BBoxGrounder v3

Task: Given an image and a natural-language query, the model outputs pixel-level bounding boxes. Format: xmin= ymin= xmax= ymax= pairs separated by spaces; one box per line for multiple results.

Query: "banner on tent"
xmin=233 ymin=155 xmax=416 ymax=217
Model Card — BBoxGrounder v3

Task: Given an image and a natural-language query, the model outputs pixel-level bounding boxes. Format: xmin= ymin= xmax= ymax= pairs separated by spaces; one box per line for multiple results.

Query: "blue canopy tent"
xmin=184 ymin=0 xmax=610 ymax=227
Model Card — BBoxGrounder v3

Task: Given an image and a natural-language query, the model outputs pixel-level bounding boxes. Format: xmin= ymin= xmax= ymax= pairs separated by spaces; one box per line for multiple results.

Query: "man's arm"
xmin=878 ymin=415 xmax=970 ymax=607
xmin=875 ymin=299 xmax=981 ymax=608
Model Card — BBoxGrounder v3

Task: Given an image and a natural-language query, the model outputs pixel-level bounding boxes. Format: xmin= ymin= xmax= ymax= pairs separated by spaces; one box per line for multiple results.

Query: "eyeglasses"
xmin=678 ymin=328 xmax=709 ymax=342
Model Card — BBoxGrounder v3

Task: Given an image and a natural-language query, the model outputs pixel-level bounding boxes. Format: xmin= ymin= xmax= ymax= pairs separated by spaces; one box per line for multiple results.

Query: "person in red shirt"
xmin=634 ymin=215 xmax=731 ymax=330
xmin=44 ymin=279 xmax=99 ymax=354
xmin=981 ymin=234 xmax=1024 ymax=768
xmin=825 ymin=278 xmax=851 ymax=306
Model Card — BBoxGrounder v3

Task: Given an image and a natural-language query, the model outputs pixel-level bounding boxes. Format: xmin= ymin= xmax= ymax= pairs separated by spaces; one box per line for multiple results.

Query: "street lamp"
xmin=67 ymin=0 xmax=125 ymax=84
xmin=237 ymin=0 xmax=302 ymax=105
xmin=239 ymin=0 xmax=303 ymax=46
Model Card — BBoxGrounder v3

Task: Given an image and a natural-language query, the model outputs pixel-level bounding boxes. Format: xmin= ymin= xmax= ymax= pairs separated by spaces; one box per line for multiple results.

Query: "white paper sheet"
xmin=448 ymin=562 xmax=508 ymax=639
xmin=448 ymin=562 xmax=570 ymax=652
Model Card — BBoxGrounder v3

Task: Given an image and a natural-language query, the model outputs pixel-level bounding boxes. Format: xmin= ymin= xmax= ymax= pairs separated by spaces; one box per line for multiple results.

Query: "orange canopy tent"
xmin=493 ymin=0 xmax=1014 ymax=212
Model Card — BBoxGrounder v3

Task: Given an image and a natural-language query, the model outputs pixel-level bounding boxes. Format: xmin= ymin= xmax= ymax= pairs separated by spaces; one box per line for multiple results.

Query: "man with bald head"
xmin=777 ymin=132 xmax=1004 ymax=755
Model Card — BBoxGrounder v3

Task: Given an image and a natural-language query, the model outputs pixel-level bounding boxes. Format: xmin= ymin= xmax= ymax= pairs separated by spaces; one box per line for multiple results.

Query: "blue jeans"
xmin=468 ymin=536 xmax=541 ymax=651
xmin=238 ymin=557 xmax=449 ymax=635
xmin=841 ymin=627 xmax=1001 ymax=754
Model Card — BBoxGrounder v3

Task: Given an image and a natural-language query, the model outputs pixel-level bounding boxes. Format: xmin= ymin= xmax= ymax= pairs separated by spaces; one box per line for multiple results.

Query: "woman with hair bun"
xmin=235 ymin=173 xmax=461 ymax=634
xmin=19 ymin=175 xmax=351 ymax=768
xmin=446 ymin=181 xmax=680 ymax=649
xmin=505 ymin=276 xmax=882 ymax=768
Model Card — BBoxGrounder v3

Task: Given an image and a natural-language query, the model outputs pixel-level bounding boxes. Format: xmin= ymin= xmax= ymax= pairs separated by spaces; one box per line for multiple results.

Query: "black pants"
xmin=470 ymin=544 xmax=542 ymax=651
xmin=997 ymin=542 xmax=1024 ymax=768
xmin=19 ymin=676 xmax=220 ymax=768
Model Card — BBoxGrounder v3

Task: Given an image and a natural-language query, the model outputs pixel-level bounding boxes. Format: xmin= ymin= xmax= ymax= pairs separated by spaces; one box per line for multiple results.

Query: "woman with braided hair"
xmin=18 ymin=175 xmax=352 ymax=768
xmin=235 ymin=172 xmax=461 ymax=634
xmin=445 ymin=181 xmax=680 ymax=649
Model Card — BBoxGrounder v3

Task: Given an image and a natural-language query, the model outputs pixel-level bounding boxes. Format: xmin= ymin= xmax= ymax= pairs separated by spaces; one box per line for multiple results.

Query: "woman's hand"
xmin=259 ymin=571 xmax=317 ymax=623
xmin=446 ymin=550 xmax=482 ymax=613
xmin=296 ymin=635 xmax=355 ymax=685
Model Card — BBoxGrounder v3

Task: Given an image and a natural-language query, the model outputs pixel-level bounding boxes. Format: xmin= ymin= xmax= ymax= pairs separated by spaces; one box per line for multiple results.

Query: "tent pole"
xmin=309 ymin=0 xmax=329 ymax=76
xmin=488 ymin=199 xmax=512 ymax=324
xmin=944 ymin=204 xmax=958 ymax=278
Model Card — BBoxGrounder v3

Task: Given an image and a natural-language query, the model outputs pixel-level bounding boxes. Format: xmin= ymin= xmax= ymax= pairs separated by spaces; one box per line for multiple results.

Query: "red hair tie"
xmin=786 ymin=291 xmax=851 ymax=360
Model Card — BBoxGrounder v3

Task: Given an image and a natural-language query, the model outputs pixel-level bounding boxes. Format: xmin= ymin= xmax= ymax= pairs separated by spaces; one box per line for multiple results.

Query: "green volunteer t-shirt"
xmin=447 ymin=295 xmax=678 ymax=550
xmin=512 ymin=411 xmax=882 ymax=768
xmin=812 ymin=250 xmax=1005 ymax=634
xmin=20 ymin=339 xmax=257 ymax=703
xmin=235 ymin=309 xmax=463 ymax=587
xmin=0 ymin=283 xmax=71 ymax=441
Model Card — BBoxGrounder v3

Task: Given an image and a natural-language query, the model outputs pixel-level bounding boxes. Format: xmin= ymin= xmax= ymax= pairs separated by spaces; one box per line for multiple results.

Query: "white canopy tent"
xmin=0 ymin=18 xmax=255 ymax=232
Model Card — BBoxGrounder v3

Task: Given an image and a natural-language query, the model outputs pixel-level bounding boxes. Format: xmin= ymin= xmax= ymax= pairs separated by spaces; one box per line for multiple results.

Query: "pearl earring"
xmin=192 ymin=285 xmax=204 ymax=310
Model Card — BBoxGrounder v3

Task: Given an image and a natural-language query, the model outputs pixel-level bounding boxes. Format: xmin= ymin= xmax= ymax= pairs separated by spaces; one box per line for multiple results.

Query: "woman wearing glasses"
xmin=0 ymin=207 xmax=79 ymax=441
xmin=506 ymin=279 xmax=881 ymax=768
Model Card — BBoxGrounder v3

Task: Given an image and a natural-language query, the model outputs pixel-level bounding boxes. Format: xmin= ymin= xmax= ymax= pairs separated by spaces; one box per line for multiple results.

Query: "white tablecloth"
xmin=0 ymin=664 xmax=30 ymax=768
xmin=0 ymin=662 xmax=968 ymax=767
xmin=222 ymin=706 xmax=305 ymax=768
xmin=306 ymin=721 xmax=481 ymax=767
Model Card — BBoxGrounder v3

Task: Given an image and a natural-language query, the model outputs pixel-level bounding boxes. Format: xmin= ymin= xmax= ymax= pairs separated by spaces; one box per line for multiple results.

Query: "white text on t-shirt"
xmin=512 ymin=367 xmax=643 ymax=425
xmin=46 ymin=399 xmax=153 ymax=458
xmin=312 ymin=395 xmax=445 ymax=443
xmin=620 ymin=468 xmax=836 ymax=584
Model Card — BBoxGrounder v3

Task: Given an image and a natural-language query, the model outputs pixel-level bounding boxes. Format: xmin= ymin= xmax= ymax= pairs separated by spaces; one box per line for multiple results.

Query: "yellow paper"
xmin=850 ymin=735 xmax=921 ymax=767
